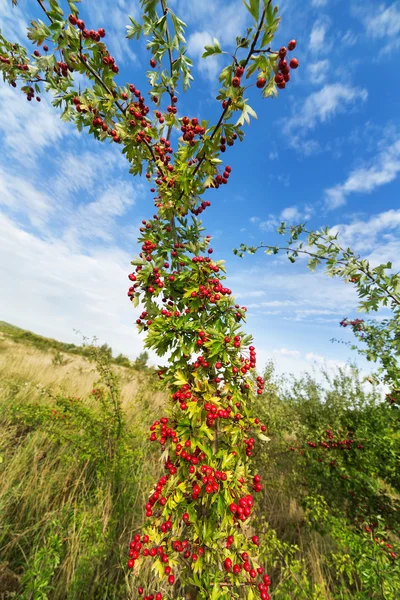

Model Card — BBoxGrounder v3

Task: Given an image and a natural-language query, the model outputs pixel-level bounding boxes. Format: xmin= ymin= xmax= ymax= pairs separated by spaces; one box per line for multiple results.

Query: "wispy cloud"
xmin=331 ymin=209 xmax=400 ymax=256
xmin=0 ymin=166 xmax=54 ymax=229
xmin=94 ymin=0 xmax=138 ymax=64
xmin=284 ymin=83 xmax=368 ymax=155
xmin=0 ymin=86 xmax=71 ymax=164
xmin=0 ymin=210 xmax=150 ymax=361
xmin=360 ymin=2 xmax=400 ymax=54
xmin=285 ymin=83 xmax=368 ymax=135
xmin=309 ymin=19 xmax=330 ymax=52
xmin=181 ymin=0 xmax=249 ymax=80
xmin=325 ymin=138 xmax=400 ymax=209
xmin=307 ymin=59 xmax=330 ymax=85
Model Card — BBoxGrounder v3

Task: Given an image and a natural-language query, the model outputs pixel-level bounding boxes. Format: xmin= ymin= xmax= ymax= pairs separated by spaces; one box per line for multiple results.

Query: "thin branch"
xmin=256 ymin=243 xmax=400 ymax=307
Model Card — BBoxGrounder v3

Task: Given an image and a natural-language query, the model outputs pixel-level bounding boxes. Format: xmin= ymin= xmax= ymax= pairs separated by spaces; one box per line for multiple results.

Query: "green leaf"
xmin=242 ymin=0 xmax=260 ymax=20
xmin=202 ymin=38 xmax=222 ymax=58
xmin=126 ymin=16 xmax=142 ymax=40
xmin=236 ymin=102 xmax=258 ymax=127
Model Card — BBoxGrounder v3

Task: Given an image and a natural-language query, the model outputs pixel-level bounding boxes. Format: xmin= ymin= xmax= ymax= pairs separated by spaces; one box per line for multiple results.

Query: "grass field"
xmin=0 ymin=321 xmax=398 ymax=599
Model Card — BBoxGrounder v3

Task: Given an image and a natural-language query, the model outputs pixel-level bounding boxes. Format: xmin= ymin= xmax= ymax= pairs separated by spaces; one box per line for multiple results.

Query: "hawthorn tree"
xmin=0 ymin=1 xmax=299 ymax=598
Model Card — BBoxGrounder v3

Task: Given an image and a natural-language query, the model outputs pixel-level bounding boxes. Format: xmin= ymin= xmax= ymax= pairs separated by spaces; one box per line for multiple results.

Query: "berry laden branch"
xmin=34 ymin=0 xmax=163 ymax=171
xmin=0 ymin=1 xmax=300 ymax=598
xmin=188 ymin=5 xmax=268 ymax=185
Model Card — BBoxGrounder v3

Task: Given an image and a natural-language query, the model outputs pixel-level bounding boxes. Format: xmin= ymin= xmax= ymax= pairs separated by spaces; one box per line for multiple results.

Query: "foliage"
xmin=0 ymin=0 xmax=301 ymax=598
xmin=235 ymin=223 xmax=400 ymax=397
xmin=0 ymin=346 xmax=157 ymax=599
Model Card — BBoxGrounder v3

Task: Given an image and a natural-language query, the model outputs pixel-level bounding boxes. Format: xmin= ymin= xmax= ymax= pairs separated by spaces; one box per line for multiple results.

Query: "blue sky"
xmin=0 ymin=0 xmax=399 ymax=378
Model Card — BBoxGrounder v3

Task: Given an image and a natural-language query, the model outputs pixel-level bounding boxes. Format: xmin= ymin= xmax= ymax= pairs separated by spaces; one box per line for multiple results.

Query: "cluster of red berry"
xmin=68 ymin=14 xmax=108 ymax=48
xmin=274 ymin=39 xmax=298 ymax=89
xmin=244 ymin=437 xmax=256 ymax=457
xmin=0 ymin=55 xmax=28 ymax=72
xmin=219 ymin=133 xmax=237 ymax=152
xmin=181 ymin=116 xmax=205 ymax=145
xmin=340 ymin=318 xmax=364 ymax=331
xmin=369 ymin=532 xmax=397 ymax=560
xmin=230 ymin=39 xmax=298 ymax=92
xmin=212 ymin=164 xmax=232 ymax=190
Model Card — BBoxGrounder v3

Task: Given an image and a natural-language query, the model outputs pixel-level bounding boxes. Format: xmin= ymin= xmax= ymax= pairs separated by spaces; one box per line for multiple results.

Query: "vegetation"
xmin=0 ymin=0 xmax=399 ymax=598
xmin=0 ymin=324 xmax=399 ymax=599
xmin=0 ymin=321 xmax=150 ymax=371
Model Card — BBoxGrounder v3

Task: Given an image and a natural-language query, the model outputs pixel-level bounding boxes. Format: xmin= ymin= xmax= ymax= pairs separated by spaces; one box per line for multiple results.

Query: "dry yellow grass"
xmin=0 ymin=336 xmax=166 ymax=415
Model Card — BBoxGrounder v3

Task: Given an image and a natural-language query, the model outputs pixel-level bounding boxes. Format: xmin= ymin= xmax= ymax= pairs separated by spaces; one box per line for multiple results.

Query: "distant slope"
xmin=0 ymin=320 xmax=148 ymax=370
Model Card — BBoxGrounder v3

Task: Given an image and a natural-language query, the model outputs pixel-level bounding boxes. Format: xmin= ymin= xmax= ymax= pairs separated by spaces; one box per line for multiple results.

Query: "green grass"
xmin=0 ymin=322 xmax=399 ymax=599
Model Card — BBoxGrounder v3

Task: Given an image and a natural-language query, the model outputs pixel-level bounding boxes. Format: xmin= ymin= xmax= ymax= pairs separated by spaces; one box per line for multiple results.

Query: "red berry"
xmin=279 ymin=46 xmax=287 ymax=58
xmin=256 ymin=78 xmax=266 ymax=89
xmin=290 ymin=58 xmax=299 ymax=69
xmin=235 ymin=66 xmax=244 ymax=77
xmin=232 ymin=76 xmax=241 ymax=88
xmin=288 ymin=39 xmax=297 ymax=51
xmin=224 ymin=557 xmax=232 ymax=571
xmin=233 ymin=564 xmax=241 ymax=574
xmin=150 ymin=59 xmax=157 ymax=68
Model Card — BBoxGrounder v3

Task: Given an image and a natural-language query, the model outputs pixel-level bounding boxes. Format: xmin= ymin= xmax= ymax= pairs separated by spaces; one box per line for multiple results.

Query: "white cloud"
xmin=364 ymin=3 xmax=400 ymax=39
xmin=175 ymin=0 xmax=248 ymax=45
xmin=273 ymin=348 xmax=300 ymax=357
xmin=62 ymin=180 xmax=141 ymax=249
xmin=0 ymin=167 xmax=54 ymax=229
xmin=331 ymin=209 xmax=400 ymax=259
xmin=259 ymin=216 xmax=279 ymax=231
xmin=95 ymin=0 xmax=138 ymax=64
xmin=0 ymin=0 xmax=30 ymax=45
xmin=236 ymin=290 xmax=266 ymax=299
xmin=280 ymin=206 xmax=301 ymax=221
xmin=307 ymin=59 xmax=330 ymax=85
xmin=356 ymin=2 xmax=400 ymax=55
xmin=311 ymin=0 xmax=328 ymax=6
xmin=53 ymin=151 xmax=119 ymax=198
xmin=268 ymin=151 xmax=278 ymax=160
xmin=341 ymin=29 xmax=358 ymax=46
xmin=187 ymin=31 xmax=220 ymax=80
xmin=0 ymin=86 xmax=70 ymax=164
xmin=178 ymin=0 xmax=249 ymax=80
xmin=285 ymin=84 xmax=368 ymax=137
xmin=325 ymin=138 xmax=400 ymax=209
xmin=0 ymin=211 xmax=150 ymax=361
xmin=309 ymin=20 xmax=329 ymax=52
xmin=228 ymin=268 xmax=358 ymax=321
